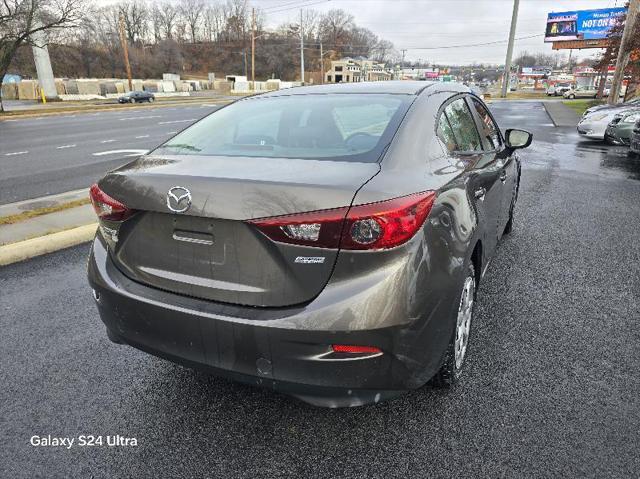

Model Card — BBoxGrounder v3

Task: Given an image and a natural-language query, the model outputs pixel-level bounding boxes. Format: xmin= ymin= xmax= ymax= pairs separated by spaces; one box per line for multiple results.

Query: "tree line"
xmin=3 ymin=0 xmax=400 ymax=83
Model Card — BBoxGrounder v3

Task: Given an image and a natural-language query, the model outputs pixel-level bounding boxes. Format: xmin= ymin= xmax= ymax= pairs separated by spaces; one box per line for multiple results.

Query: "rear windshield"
xmin=153 ymin=93 xmax=412 ymax=162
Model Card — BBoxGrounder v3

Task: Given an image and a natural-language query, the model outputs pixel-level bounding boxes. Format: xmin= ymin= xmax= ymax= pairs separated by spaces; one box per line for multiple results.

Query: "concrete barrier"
xmin=17 ymin=80 xmax=38 ymax=99
xmin=55 ymin=80 xmax=66 ymax=95
xmin=213 ymin=80 xmax=233 ymax=93
xmin=65 ymin=80 xmax=79 ymax=95
xmin=1 ymin=83 xmax=18 ymax=100
xmin=161 ymin=80 xmax=176 ymax=92
xmin=77 ymin=80 xmax=101 ymax=95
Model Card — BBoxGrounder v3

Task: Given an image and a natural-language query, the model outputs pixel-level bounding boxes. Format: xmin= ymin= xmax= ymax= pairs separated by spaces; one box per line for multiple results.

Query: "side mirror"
xmin=505 ymin=128 xmax=533 ymax=150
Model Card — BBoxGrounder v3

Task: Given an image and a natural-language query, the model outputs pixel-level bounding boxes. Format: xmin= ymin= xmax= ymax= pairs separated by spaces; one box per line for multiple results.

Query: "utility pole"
xmin=118 ymin=13 xmax=133 ymax=91
xmin=320 ymin=41 xmax=324 ymax=84
xmin=608 ymin=0 xmax=640 ymax=104
xmin=251 ymin=7 xmax=256 ymax=88
xmin=501 ymin=0 xmax=520 ymax=98
xmin=401 ymin=49 xmax=407 ymax=70
xmin=243 ymin=49 xmax=248 ymax=78
xmin=300 ymin=9 xmax=305 ymax=84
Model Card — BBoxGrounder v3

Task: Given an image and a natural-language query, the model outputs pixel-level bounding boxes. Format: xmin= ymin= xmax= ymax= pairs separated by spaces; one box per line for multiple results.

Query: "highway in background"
xmin=0 ymin=103 xmax=221 ymax=204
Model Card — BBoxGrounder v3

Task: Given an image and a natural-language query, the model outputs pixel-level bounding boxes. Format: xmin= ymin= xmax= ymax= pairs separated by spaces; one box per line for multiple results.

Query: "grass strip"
xmin=0 ymin=198 xmax=91 ymax=225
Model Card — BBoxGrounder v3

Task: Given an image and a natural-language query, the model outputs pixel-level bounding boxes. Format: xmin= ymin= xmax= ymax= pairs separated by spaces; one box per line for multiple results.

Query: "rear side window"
xmin=437 ymin=113 xmax=458 ymax=153
xmin=153 ymin=94 xmax=411 ymax=162
xmin=470 ymin=98 xmax=502 ymax=151
xmin=442 ymin=98 xmax=482 ymax=152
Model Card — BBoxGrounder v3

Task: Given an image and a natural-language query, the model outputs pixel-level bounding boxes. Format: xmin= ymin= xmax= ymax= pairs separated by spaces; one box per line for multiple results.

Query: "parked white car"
xmin=577 ymin=109 xmax=623 ymax=140
xmin=547 ymin=83 xmax=572 ymax=96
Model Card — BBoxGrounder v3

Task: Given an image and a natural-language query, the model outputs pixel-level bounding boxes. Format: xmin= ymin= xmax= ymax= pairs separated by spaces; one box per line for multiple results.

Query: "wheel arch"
xmin=470 ymin=240 xmax=483 ymax=287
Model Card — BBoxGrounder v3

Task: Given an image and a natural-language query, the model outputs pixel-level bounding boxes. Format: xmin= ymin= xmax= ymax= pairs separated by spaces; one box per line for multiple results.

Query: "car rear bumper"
xmin=87 ymin=236 xmax=455 ymax=406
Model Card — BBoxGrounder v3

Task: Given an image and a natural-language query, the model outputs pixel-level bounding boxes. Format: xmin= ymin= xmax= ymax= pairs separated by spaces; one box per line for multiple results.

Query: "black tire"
xmin=432 ymin=263 xmax=476 ymax=388
xmin=503 ymin=204 xmax=514 ymax=235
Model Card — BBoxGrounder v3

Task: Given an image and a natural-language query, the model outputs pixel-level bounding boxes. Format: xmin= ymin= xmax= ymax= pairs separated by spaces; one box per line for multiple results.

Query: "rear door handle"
xmin=500 ymin=170 xmax=508 ymax=182
xmin=474 ymin=187 xmax=486 ymax=201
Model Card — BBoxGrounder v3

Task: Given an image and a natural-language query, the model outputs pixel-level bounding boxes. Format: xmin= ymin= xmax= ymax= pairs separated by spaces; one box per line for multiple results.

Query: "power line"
xmin=403 ymin=33 xmax=543 ymax=50
xmin=262 ymin=0 xmax=312 ymax=12
xmin=264 ymin=0 xmax=331 ymax=14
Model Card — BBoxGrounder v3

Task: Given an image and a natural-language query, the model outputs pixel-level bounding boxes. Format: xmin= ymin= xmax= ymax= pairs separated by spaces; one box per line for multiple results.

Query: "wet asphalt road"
xmin=1 ymin=101 xmax=639 ymax=478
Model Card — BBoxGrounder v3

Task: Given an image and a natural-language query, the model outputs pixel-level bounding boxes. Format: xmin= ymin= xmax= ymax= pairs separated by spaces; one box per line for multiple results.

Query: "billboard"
xmin=544 ymin=7 xmax=626 ymax=43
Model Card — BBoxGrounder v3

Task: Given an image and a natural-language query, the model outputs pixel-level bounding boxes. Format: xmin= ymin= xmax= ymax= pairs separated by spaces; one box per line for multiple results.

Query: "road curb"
xmin=0 ymin=223 xmax=97 ymax=266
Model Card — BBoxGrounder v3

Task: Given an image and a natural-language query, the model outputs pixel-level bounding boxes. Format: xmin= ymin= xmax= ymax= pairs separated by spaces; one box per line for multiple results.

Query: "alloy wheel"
xmin=454 ymin=275 xmax=475 ymax=370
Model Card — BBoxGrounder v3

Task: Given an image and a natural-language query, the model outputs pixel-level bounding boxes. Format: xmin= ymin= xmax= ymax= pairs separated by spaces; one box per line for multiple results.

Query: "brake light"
xmin=248 ymin=191 xmax=436 ymax=251
xmin=332 ymin=344 xmax=382 ymax=354
xmin=89 ymin=183 xmax=134 ymax=221
xmin=342 ymin=191 xmax=436 ymax=250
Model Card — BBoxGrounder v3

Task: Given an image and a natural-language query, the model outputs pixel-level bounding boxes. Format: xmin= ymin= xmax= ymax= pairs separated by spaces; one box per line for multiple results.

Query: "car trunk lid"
xmin=100 ymin=154 xmax=379 ymax=307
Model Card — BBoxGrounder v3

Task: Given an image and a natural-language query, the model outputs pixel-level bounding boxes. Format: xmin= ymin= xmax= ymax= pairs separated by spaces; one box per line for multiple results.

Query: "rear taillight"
xmin=248 ymin=191 xmax=436 ymax=250
xmin=89 ymin=183 xmax=134 ymax=221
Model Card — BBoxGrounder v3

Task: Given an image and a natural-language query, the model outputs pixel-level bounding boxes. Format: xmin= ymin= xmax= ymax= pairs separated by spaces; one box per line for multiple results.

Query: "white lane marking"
xmin=56 ymin=144 xmax=77 ymax=149
xmin=92 ymin=149 xmax=148 ymax=157
xmin=4 ymin=119 xmax=17 ymax=122
xmin=166 ymin=131 xmax=178 ymax=134
xmin=5 ymin=151 xmax=28 ymax=156
xmin=100 ymin=139 xmax=116 ymax=143
xmin=118 ymin=115 xmax=162 ymax=121
xmin=157 ymin=118 xmax=197 ymax=125
xmin=135 ymin=135 xmax=150 ymax=139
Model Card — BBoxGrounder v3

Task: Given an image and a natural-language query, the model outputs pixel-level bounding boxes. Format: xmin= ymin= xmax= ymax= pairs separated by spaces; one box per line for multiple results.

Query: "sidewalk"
xmin=543 ymin=102 xmax=580 ymax=127
xmin=0 ymin=190 xmax=97 ymax=265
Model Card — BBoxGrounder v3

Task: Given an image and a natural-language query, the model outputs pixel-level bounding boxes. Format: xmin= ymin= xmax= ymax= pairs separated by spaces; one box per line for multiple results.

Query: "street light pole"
xmin=320 ymin=41 xmax=324 ymax=84
xmin=251 ymin=7 xmax=256 ymax=88
xmin=300 ymin=9 xmax=305 ymax=84
xmin=501 ymin=0 xmax=520 ymax=98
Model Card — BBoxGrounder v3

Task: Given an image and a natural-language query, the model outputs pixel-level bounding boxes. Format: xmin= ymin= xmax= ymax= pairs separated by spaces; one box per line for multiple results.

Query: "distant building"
xmin=325 ymin=57 xmax=393 ymax=83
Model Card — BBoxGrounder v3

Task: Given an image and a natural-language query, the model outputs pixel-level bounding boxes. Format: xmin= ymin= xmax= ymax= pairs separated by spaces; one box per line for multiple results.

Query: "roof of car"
xmin=256 ymin=80 xmax=470 ymax=98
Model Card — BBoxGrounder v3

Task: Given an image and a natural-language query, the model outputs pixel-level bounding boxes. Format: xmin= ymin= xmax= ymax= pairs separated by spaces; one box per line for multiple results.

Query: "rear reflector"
xmin=89 ymin=183 xmax=135 ymax=222
xmin=331 ymin=344 xmax=382 ymax=354
xmin=248 ymin=191 xmax=436 ymax=251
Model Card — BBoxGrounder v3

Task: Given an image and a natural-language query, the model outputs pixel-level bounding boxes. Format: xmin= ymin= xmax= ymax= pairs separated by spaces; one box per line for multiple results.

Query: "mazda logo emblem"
xmin=166 ymin=186 xmax=192 ymax=213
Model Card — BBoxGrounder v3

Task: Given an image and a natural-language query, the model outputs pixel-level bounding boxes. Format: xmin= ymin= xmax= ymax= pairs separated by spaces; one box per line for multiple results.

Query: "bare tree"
xmin=179 ymin=0 xmax=205 ymax=43
xmin=117 ymin=0 xmax=148 ymax=45
xmin=0 ymin=0 xmax=85 ymax=111
xmin=318 ymin=9 xmax=355 ymax=49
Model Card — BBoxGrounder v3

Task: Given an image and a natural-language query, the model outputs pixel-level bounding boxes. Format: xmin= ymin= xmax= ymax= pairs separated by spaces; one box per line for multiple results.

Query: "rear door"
xmin=468 ymin=96 xmax=516 ymax=235
xmin=437 ymin=96 xmax=502 ymax=256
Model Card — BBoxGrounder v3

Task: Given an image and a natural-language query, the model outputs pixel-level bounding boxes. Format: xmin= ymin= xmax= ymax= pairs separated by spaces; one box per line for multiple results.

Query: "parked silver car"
xmin=87 ymin=82 xmax=532 ymax=407
xmin=564 ymin=86 xmax=598 ymax=99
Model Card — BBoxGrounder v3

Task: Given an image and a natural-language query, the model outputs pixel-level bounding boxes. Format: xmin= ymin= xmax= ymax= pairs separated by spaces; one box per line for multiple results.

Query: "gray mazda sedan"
xmin=87 ymin=81 xmax=532 ymax=407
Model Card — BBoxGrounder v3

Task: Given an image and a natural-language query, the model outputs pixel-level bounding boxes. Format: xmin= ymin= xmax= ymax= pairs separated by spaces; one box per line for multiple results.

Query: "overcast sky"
xmin=260 ymin=0 xmax=627 ymax=64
